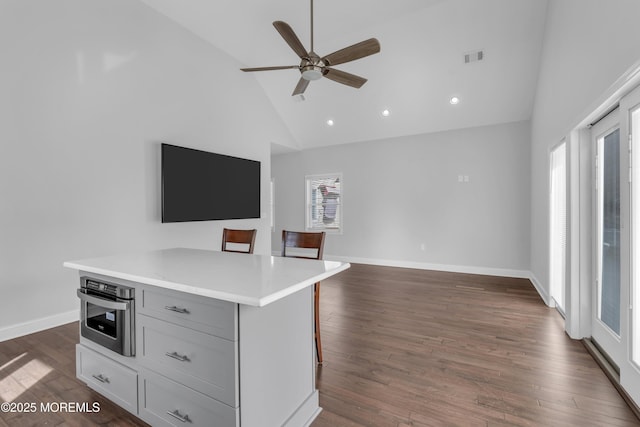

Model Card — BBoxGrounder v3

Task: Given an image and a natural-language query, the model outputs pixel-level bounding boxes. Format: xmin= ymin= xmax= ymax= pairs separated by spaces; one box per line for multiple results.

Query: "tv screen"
xmin=161 ymin=143 xmax=261 ymax=223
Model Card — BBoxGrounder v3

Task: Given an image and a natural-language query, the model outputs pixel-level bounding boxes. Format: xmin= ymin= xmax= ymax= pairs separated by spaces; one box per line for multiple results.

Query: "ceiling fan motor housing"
xmin=301 ymin=66 xmax=323 ymax=81
xmin=301 ymin=56 xmax=324 ymax=81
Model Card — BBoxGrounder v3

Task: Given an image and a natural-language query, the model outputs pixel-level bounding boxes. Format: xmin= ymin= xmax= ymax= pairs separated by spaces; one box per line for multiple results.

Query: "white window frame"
xmin=305 ymin=173 xmax=343 ymax=234
xmin=270 ymin=179 xmax=275 ymax=231
xmin=549 ymin=139 xmax=567 ymax=313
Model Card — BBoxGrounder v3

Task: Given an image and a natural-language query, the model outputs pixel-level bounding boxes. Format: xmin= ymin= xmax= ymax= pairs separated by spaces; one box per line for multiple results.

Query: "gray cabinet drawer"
xmin=76 ymin=345 xmax=138 ymax=414
xmin=139 ymin=369 xmax=238 ymax=427
xmin=138 ymin=286 xmax=237 ymax=340
xmin=138 ymin=314 xmax=238 ymax=407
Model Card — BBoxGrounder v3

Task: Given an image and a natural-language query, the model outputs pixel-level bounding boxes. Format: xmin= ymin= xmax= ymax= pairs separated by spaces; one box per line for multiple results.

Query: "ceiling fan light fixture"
xmin=301 ymin=65 xmax=323 ymax=81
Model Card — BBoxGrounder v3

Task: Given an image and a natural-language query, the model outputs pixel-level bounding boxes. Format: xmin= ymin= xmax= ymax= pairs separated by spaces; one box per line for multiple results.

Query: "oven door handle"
xmin=77 ymin=289 xmax=130 ymax=311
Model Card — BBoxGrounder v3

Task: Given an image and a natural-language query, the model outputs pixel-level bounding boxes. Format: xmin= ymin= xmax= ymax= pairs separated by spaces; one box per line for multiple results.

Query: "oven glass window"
xmin=86 ymin=302 xmax=117 ymax=338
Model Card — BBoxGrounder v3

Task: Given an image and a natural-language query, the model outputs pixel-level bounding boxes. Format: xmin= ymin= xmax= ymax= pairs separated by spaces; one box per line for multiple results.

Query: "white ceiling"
xmin=138 ymin=0 xmax=548 ymax=151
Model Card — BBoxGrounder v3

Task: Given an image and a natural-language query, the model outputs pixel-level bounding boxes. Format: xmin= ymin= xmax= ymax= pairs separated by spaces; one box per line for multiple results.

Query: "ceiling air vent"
xmin=464 ymin=50 xmax=484 ymax=64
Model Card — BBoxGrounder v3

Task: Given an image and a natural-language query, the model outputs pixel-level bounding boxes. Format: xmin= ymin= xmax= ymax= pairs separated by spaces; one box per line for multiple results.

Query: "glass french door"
xmin=591 ymin=84 xmax=640 ymax=405
xmin=592 ymin=110 xmax=624 ymax=367
xmin=622 ymin=85 xmax=640 ymax=402
xmin=631 ymin=94 xmax=640 ymax=366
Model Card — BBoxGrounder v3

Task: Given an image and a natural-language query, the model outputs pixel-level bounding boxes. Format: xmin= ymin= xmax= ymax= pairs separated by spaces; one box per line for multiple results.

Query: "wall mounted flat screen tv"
xmin=161 ymin=143 xmax=261 ymax=223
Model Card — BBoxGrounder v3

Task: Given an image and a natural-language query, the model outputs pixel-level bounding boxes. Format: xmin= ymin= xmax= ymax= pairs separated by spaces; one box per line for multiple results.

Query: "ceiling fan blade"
xmin=292 ymin=77 xmax=310 ymax=96
xmin=241 ymin=65 xmax=299 ymax=72
xmin=322 ymin=38 xmax=380 ymax=66
xmin=273 ymin=21 xmax=308 ymax=59
xmin=323 ymin=68 xmax=368 ymax=88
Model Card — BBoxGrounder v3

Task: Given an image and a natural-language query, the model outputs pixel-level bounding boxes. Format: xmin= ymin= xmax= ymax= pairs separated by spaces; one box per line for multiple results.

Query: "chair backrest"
xmin=222 ymin=228 xmax=257 ymax=254
xmin=281 ymin=230 xmax=325 ymax=260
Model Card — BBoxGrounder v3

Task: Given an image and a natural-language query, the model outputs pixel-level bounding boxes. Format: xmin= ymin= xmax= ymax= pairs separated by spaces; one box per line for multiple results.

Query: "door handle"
xmin=77 ymin=289 xmax=129 ymax=311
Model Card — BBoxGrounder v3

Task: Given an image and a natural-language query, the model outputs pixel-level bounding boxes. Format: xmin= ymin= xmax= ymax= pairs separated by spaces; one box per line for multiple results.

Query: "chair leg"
xmin=314 ymin=282 xmax=323 ymax=364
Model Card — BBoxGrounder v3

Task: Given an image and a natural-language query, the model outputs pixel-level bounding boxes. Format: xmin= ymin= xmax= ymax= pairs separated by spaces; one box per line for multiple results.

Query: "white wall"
xmin=272 ymin=121 xmax=531 ymax=276
xmin=530 ymin=0 xmax=640 ymax=294
xmin=0 ymin=0 xmax=294 ymax=339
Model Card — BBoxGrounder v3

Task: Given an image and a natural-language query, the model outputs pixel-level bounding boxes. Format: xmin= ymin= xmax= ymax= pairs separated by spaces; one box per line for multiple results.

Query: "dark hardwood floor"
xmin=0 ymin=263 xmax=637 ymax=426
xmin=0 ymin=320 xmax=148 ymax=426
xmin=313 ymin=264 xmax=639 ymax=426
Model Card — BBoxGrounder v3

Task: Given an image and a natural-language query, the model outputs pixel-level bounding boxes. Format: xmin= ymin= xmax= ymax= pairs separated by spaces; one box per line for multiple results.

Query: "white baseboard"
xmin=527 ymin=272 xmax=553 ymax=307
xmin=283 ymin=252 xmax=549 ymax=305
xmin=0 ymin=310 xmax=79 ymax=343
xmin=282 ymin=390 xmax=321 ymax=427
xmin=324 ymin=254 xmax=531 ymax=279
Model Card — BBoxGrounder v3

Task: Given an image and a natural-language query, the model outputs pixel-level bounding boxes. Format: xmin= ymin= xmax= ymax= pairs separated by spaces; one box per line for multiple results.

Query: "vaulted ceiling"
xmin=138 ymin=0 xmax=548 ymax=151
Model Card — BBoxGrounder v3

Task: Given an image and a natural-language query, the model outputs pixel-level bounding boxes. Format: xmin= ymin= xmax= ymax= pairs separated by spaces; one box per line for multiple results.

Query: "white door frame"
xmin=566 ymin=60 xmax=640 ymax=341
xmin=620 ymin=84 xmax=640 ymax=405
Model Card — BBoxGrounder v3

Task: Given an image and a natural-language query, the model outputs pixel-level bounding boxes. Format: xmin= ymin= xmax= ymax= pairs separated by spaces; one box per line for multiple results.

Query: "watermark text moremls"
xmin=40 ymin=402 xmax=101 ymax=413
xmin=1 ymin=401 xmax=100 ymax=413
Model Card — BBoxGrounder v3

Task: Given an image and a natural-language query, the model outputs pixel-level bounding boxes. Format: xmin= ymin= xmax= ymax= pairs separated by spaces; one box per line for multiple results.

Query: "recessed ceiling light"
xmin=326 ymin=119 xmax=334 ymax=126
xmin=450 ymin=97 xmax=460 ymax=105
xmin=382 ymin=109 xmax=390 ymax=117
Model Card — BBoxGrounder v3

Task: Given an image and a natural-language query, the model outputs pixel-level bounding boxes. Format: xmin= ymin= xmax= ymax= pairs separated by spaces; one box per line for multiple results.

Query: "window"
xmin=550 ymin=141 xmax=566 ymax=312
xmin=305 ymin=173 xmax=342 ymax=232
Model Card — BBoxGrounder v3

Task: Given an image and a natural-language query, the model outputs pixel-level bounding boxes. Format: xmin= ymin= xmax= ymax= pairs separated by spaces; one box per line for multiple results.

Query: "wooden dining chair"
xmin=281 ymin=230 xmax=326 ymax=363
xmin=221 ymin=228 xmax=257 ymax=254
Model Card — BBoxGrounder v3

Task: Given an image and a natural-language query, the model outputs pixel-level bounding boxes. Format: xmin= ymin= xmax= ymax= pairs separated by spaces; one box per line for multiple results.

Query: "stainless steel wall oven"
xmin=77 ymin=277 xmax=135 ymax=356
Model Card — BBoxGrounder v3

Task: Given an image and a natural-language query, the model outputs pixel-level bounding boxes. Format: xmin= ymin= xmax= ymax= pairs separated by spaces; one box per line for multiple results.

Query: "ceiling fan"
xmin=241 ymin=0 xmax=381 ymax=96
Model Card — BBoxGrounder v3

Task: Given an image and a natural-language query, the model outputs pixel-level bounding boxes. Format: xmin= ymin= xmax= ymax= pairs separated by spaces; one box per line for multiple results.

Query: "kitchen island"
xmin=64 ymin=247 xmax=350 ymax=427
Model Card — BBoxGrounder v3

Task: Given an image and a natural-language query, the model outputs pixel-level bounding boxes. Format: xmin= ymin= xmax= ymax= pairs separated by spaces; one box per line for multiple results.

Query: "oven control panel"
xmin=81 ymin=278 xmax=134 ymax=300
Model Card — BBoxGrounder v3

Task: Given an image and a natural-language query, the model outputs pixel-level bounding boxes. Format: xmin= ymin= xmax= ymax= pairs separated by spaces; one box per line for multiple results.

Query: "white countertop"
xmin=64 ymin=248 xmax=350 ymax=307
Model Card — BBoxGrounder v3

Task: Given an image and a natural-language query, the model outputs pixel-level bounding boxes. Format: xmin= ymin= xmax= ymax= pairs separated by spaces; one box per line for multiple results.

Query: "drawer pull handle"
xmin=92 ymin=374 xmax=110 ymax=384
xmin=167 ymin=409 xmax=191 ymax=423
xmin=165 ymin=305 xmax=190 ymax=314
xmin=165 ymin=351 xmax=190 ymax=362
